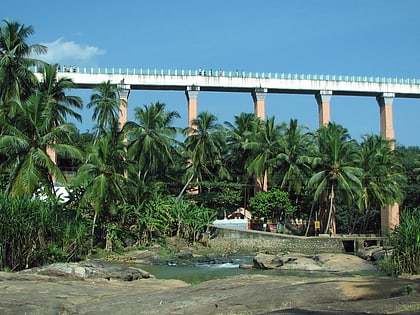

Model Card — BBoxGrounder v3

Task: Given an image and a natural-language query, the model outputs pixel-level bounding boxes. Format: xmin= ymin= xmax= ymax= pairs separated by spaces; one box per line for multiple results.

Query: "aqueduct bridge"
xmin=35 ymin=67 xmax=420 ymax=231
xmin=42 ymin=67 xmax=420 ymax=144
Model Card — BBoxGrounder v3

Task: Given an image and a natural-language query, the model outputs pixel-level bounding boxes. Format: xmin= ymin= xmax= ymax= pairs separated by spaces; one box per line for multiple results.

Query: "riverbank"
xmin=1 ymin=241 xmax=419 ymax=314
xmin=1 ymin=266 xmax=419 ymax=314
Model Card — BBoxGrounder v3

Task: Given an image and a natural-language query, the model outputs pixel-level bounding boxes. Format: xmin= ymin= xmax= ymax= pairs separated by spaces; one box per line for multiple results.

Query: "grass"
xmin=392 ymin=303 xmax=420 ymax=313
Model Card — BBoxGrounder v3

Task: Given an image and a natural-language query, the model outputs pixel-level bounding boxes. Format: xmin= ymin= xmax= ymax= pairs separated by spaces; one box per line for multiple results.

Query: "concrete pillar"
xmin=380 ymin=203 xmax=399 ymax=234
xmin=376 ymin=92 xmax=395 ymax=149
xmin=252 ymin=88 xmax=267 ymax=119
xmin=118 ymin=83 xmax=131 ymax=130
xmin=47 ymin=146 xmax=56 ymax=164
xmin=251 ymin=88 xmax=268 ymax=191
xmin=186 ymin=86 xmax=200 ymax=129
xmin=376 ymin=92 xmax=399 ymax=232
xmin=315 ymin=90 xmax=332 ymax=126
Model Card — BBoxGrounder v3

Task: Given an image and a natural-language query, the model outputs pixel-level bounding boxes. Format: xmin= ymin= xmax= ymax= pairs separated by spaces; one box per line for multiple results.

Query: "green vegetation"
xmin=385 ymin=209 xmax=419 ymax=276
xmin=248 ymin=189 xmax=296 ymax=221
xmin=0 ymin=19 xmax=419 ymax=274
xmin=0 ymin=192 xmax=89 ymax=270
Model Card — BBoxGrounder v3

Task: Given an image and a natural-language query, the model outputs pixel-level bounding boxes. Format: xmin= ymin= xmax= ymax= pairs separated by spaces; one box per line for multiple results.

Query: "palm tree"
xmin=308 ymin=123 xmax=363 ymax=234
xmin=37 ymin=63 xmax=83 ymax=165
xmin=38 ymin=63 xmax=83 ymax=128
xmin=244 ymin=116 xmax=283 ymax=191
xmin=225 ymin=112 xmax=263 ymax=204
xmin=357 ymin=134 xmax=405 ymax=232
xmin=183 ymin=111 xmax=229 ymax=193
xmin=0 ymin=93 xmax=82 ymax=196
xmin=87 ymin=80 xmax=119 ymax=141
xmin=124 ymin=102 xmax=180 ymax=182
xmin=0 ymin=19 xmax=46 ymax=104
xmin=72 ymin=128 xmax=128 ymax=246
xmin=274 ymin=119 xmax=316 ymax=201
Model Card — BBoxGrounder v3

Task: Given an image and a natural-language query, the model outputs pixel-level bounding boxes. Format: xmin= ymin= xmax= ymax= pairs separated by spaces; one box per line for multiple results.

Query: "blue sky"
xmin=4 ymin=0 xmax=420 ymax=146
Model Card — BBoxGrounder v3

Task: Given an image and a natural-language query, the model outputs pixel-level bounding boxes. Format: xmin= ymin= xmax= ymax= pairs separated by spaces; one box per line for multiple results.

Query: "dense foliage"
xmin=0 ymin=193 xmax=89 ymax=270
xmin=248 ymin=189 xmax=296 ymax=221
xmin=382 ymin=209 xmax=420 ymax=276
xmin=0 ymin=19 xmax=419 ymax=273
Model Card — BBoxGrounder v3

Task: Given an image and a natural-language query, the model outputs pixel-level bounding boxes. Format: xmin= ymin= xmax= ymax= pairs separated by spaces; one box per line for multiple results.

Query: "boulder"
xmin=357 ymin=246 xmax=392 ymax=261
xmin=314 ymin=253 xmax=379 ymax=273
xmin=253 ymin=253 xmax=284 ymax=269
xmin=1 ymin=271 xmax=418 ymax=315
xmin=197 ymin=254 xmax=233 ymax=265
xmin=18 ymin=259 xmax=151 ymax=281
xmin=252 ymin=252 xmax=379 ymax=272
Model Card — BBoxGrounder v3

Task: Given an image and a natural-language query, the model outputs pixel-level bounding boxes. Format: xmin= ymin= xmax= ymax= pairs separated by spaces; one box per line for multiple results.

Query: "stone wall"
xmin=207 ymin=226 xmax=385 ymax=254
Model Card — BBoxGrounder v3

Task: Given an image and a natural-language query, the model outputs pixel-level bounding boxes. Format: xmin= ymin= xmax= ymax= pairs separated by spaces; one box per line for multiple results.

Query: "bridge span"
xmin=36 ymin=66 xmax=420 ymax=145
xmin=34 ymin=66 xmax=420 ymax=232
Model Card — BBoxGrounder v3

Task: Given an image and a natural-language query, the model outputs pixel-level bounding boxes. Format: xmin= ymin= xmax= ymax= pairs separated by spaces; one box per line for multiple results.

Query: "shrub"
xmin=387 ymin=208 xmax=420 ymax=275
xmin=0 ymin=193 xmax=89 ymax=271
xmin=248 ymin=189 xmax=296 ymax=221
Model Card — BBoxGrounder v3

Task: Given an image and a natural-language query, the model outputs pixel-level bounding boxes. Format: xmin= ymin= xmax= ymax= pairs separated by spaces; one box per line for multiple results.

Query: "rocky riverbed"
xmin=0 ymin=247 xmax=419 ymax=314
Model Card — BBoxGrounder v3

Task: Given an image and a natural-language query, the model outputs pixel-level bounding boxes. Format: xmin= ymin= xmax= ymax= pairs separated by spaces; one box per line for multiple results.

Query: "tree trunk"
xmin=177 ymin=172 xmax=195 ymax=200
xmin=324 ymin=184 xmax=335 ymax=234
xmin=90 ymin=211 xmax=98 ymax=253
xmin=305 ymin=203 xmax=315 ymax=236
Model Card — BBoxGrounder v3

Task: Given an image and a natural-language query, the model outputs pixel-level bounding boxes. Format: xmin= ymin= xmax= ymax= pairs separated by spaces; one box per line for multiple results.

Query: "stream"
xmin=138 ymin=255 xmax=330 ymax=284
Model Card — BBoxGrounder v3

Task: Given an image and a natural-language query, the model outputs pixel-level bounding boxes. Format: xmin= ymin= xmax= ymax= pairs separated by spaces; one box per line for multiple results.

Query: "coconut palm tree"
xmin=308 ymin=123 xmax=363 ymax=234
xmin=0 ymin=19 xmax=46 ymax=105
xmin=38 ymin=63 xmax=83 ymax=128
xmin=225 ymin=112 xmax=263 ymax=204
xmin=274 ymin=119 xmax=316 ymax=201
xmin=87 ymin=80 xmax=119 ymax=141
xmin=125 ymin=102 xmax=180 ymax=182
xmin=0 ymin=93 xmax=82 ymax=196
xmin=244 ymin=116 xmax=283 ymax=191
xmin=357 ymin=134 xmax=405 ymax=232
xmin=36 ymin=63 xmax=83 ymax=165
xmin=183 ymin=111 xmax=229 ymax=192
xmin=72 ymin=124 xmax=128 ymax=246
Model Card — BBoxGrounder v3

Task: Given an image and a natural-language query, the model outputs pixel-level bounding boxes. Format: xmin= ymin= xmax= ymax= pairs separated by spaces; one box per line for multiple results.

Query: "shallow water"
xmin=138 ymin=255 xmax=332 ymax=284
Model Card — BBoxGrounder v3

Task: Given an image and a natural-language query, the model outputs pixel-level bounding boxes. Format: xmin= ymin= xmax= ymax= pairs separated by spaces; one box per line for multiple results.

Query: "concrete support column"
xmin=252 ymin=88 xmax=268 ymax=191
xmin=376 ymin=92 xmax=399 ymax=232
xmin=315 ymin=90 xmax=332 ymax=126
xmin=118 ymin=83 xmax=131 ymax=130
xmin=47 ymin=146 xmax=56 ymax=165
xmin=252 ymin=88 xmax=267 ymax=119
xmin=186 ymin=86 xmax=200 ymax=129
xmin=381 ymin=204 xmax=399 ymax=233
xmin=376 ymin=92 xmax=395 ymax=149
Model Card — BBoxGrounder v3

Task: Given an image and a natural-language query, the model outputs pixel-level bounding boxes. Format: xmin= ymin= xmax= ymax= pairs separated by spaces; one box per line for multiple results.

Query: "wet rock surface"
xmin=0 ymin=250 xmax=419 ymax=314
xmin=17 ymin=259 xmax=151 ymax=281
xmin=1 ymin=269 xmax=419 ymax=314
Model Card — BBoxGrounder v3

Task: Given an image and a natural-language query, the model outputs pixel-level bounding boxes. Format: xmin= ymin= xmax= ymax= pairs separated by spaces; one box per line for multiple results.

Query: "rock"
xmin=105 ymin=249 xmax=161 ymax=265
xmin=0 ymin=271 xmax=418 ymax=314
xmin=18 ymin=259 xmax=151 ymax=281
xmin=357 ymin=245 xmax=392 ymax=261
xmin=253 ymin=253 xmax=284 ymax=269
xmin=314 ymin=253 xmax=379 ymax=273
xmin=239 ymin=263 xmax=253 ymax=269
xmin=252 ymin=252 xmax=379 ymax=273
xmin=197 ymin=254 xmax=233 ymax=264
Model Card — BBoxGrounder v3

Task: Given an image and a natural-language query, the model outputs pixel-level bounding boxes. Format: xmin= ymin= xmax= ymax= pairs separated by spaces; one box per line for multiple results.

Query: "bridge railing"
xmin=30 ymin=66 xmax=420 ymax=86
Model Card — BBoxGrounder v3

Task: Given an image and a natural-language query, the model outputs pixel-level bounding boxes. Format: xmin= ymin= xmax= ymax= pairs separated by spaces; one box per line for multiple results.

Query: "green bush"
xmin=0 ymin=193 xmax=89 ymax=271
xmin=248 ymin=189 xmax=296 ymax=221
xmin=387 ymin=208 xmax=420 ymax=275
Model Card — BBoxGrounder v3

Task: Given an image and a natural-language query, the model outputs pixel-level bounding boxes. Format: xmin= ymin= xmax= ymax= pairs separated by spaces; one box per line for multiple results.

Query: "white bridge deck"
xmin=34 ymin=67 xmax=420 ymax=98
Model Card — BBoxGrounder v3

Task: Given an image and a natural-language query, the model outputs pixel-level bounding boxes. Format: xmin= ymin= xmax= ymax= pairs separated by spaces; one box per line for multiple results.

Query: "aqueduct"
xmin=37 ymin=67 xmax=420 ymax=232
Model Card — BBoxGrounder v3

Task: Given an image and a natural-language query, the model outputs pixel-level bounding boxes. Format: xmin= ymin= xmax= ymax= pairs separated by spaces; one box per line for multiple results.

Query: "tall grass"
xmin=0 ymin=193 xmax=89 ymax=271
xmin=388 ymin=208 xmax=420 ymax=275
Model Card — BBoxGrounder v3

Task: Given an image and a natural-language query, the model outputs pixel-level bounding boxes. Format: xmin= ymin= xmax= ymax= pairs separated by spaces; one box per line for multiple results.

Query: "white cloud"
xmin=38 ymin=38 xmax=106 ymax=65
